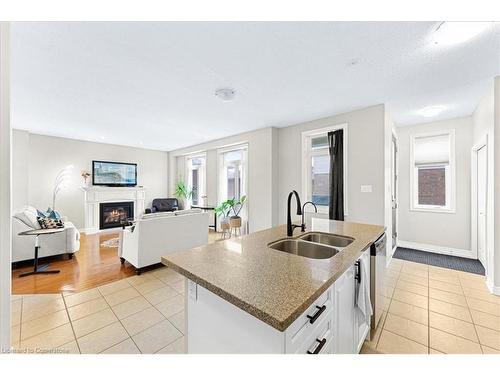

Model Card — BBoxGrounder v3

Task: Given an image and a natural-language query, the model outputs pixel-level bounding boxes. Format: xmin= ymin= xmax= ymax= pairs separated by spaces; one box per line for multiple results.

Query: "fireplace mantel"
xmin=83 ymin=186 xmax=146 ymax=234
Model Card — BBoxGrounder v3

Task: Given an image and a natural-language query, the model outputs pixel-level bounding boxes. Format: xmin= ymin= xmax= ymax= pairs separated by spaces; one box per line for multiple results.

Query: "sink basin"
xmin=268 ymin=239 xmax=339 ymax=259
xmin=299 ymin=232 xmax=354 ymax=248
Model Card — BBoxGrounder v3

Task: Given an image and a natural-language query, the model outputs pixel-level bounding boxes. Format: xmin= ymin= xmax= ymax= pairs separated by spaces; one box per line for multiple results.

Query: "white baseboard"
xmin=397 ymin=240 xmax=475 ymax=259
xmin=486 ymin=278 xmax=500 ymax=296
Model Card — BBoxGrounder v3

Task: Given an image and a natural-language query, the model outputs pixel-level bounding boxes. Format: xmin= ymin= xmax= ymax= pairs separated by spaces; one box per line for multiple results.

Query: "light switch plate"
xmin=187 ymin=279 xmax=197 ymax=301
xmin=360 ymin=185 xmax=373 ymax=193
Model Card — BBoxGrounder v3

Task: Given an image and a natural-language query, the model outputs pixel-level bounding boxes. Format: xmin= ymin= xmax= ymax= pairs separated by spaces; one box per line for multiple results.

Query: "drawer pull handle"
xmin=306 ymin=305 xmax=326 ymax=324
xmin=307 ymin=338 xmax=327 ymax=354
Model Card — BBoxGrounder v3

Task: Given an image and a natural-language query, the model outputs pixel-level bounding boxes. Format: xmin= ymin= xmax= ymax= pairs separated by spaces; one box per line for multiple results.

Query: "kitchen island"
xmin=162 ymin=217 xmax=385 ymax=354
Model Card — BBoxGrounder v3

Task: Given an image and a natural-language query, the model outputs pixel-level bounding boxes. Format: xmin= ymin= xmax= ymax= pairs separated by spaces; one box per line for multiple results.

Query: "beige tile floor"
xmin=10 ymin=266 xmax=187 ymax=354
xmin=10 ymin=258 xmax=500 ymax=354
xmin=362 ymin=258 xmax=500 ymax=354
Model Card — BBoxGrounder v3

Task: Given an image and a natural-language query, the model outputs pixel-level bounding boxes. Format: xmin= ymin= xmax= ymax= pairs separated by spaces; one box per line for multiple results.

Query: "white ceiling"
xmin=11 ymin=22 xmax=500 ymax=151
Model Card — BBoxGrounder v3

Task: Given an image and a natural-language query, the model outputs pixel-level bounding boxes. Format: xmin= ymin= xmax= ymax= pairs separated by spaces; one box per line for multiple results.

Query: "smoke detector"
xmin=215 ymin=88 xmax=236 ymax=101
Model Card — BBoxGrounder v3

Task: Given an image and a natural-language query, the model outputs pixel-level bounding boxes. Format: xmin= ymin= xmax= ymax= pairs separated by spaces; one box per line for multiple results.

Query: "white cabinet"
xmin=333 ymin=248 xmax=371 ymax=354
xmin=187 ymin=280 xmax=334 ymax=354
xmin=186 ymin=249 xmax=371 ymax=354
xmin=333 ymin=263 xmax=356 ymax=353
xmin=354 ymin=250 xmax=371 ymax=353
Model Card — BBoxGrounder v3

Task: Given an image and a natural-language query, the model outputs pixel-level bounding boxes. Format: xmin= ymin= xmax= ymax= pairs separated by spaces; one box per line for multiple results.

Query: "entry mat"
xmin=393 ymin=247 xmax=485 ymax=276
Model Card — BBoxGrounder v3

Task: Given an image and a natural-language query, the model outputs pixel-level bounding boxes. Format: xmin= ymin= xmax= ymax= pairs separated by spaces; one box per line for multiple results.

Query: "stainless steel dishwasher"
xmin=370 ymin=233 xmax=386 ymax=335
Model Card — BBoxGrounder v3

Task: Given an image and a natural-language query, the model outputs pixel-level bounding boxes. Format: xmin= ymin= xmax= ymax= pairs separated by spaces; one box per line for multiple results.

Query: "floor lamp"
xmin=52 ymin=165 xmax=74 ymax=210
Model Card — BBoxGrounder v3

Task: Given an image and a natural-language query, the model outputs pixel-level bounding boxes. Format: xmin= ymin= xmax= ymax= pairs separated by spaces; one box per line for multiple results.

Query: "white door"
xmin=477 ymin=146 xmax=487 ymax=267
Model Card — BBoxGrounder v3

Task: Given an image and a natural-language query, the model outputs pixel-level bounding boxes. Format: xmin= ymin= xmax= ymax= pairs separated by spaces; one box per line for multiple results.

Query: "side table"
xmin=17 ymin=228 xmax=64 ymax=277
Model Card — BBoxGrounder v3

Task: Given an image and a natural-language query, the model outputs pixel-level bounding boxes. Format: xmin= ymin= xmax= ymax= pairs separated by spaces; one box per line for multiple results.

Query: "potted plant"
xmin=173 ymin=180 xmax=193 ymax=210
xmin=227 ymin=195 xmax=247 ymax=232
xmin=215 ymin=200 xmax=231 ymax=234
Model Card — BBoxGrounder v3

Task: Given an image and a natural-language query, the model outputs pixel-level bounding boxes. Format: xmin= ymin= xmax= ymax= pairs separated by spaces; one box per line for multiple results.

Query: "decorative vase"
xmin=221 ymin=218 xmax=230 ymax=230
xmin=229 ymin=217 xmax=241 ymax=228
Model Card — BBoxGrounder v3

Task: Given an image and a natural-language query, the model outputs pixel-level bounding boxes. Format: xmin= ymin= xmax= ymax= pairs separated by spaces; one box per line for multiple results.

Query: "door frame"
xmin=471 ymin=135 xmax=488 ymax=264
xmin=391 ymin=130 xmax=399 ymax=251
xmin=0 ymin=22 xmax=11 ymax=350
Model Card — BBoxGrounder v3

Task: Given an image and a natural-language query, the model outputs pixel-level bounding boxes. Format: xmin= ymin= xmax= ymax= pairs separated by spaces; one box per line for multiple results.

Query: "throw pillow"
xmin=37 ymin=209 xmax=49 ymax=218
xmin=13 ymin=206 xmax=42 ymax=229
xmin=37 ymin=217 xmax=65 ymax=229
xmin=47 ymin=208 xmax=61 ymax=220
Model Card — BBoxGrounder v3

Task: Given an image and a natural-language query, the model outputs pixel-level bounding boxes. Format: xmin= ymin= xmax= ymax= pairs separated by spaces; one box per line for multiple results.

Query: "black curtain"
xmin=328 ymin=129 xmax=344 ymax=221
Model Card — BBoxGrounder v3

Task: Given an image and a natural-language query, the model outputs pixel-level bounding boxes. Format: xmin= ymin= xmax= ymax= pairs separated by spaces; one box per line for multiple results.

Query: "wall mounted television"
xmin=92 ymin=161 xmax=137 ymax=187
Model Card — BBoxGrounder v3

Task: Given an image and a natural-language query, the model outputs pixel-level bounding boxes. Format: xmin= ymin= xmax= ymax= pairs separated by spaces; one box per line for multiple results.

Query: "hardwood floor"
xmin=12 ymin=231 xmax=135 ymax=295
xmin=12 ymin=229 xmax=221 ymax=295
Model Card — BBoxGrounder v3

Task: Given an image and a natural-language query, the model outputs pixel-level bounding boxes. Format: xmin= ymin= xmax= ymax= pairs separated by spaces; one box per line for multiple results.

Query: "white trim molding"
xmin=0 ymin=22 xmax=11 ymax=350
xmin=397 ymin=240 xmax=474 ymax=259
xmin=470 ymin=135 xmax=488 ymax=267
xmin=409 ymin=129 xmax=456 ymax=214
xmin=301 ymin=123 xmax=348 ymax=216
xmin=486 ymin=278 xmax=500 ymax=296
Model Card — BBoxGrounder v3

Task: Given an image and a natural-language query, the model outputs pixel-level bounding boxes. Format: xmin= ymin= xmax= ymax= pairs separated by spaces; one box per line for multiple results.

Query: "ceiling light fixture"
xmin=215 ymin=88 xmax=236 ymax=102
xmin=433 ymin=21 xmax=492 ymax=46
xmin=418 ymin=105 xmax=445 ymax=117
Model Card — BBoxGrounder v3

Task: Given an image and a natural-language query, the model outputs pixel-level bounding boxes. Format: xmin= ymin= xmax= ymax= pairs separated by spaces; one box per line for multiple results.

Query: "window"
xmin=186 ymin=154 xmax=206 ymax=206
xmin=219 ymin=146 xmax=247 ymax=203
xmin=410 ymin=131 xmax=455 ymax=212
xmin=302 ymin=124 xmax=347 ymax=214
xmin=218 ymin=145 xmax=248 ymax=233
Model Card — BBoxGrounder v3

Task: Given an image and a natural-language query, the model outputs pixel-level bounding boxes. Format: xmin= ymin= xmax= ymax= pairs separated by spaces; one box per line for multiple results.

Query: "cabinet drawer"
xmin=285 ymin=286 xmax=333 ymax=353
xmin=298 ymin=317 xmax=333 ymax=354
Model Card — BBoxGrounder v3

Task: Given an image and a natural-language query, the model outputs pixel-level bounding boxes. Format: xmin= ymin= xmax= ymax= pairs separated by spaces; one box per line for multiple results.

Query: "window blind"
xmin=414 ymin=134 xmax=450 ymax=166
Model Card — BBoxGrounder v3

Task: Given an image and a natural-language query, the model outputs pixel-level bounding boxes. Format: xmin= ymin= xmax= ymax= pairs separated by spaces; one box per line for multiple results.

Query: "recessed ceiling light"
xmin=215 ymin=88 xmax=236 ymax=102
xmin=433 ymin=21 xmax=492 ymax=46
xmin=347 ymin=59 xmax=359 ymax=67
xmin=418 ymin=105 xmax=445 ymax=117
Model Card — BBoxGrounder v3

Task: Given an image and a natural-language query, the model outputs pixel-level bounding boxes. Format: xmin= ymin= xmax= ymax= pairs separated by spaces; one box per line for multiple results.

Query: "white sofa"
xmin=12 ymin=216 xmax=81 ymax=263
xmin=119 ymin=209 xmax=209 ymax=273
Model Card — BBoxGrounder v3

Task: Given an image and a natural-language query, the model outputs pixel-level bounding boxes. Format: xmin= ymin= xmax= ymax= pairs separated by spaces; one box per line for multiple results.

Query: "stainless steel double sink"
xmin=268 ymin=232 xmax=354 ymax=260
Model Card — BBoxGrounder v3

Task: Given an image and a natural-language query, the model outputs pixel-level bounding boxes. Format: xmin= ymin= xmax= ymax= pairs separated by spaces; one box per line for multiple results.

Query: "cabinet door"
xmin=334 ymin=264 xmax=356 ymax=354
xmin=354 ymin=250 xmax=371 ymax=353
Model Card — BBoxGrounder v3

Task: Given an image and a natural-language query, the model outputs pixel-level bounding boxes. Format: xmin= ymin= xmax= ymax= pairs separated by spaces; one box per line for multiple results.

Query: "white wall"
xmin=472 ymin=81 xmax=495 ymax=289
xmin=0 ymin=22 xmax=11 ymax=349
xmin=277 ymin=104 xmax=387 ymax=227
xmin=12 ymin=130 xmax=169 ymax=229
xmin=396 ymin=117 xmax=473 ymax=256
xmin=168 ymin=127 xmax=278 ymax=233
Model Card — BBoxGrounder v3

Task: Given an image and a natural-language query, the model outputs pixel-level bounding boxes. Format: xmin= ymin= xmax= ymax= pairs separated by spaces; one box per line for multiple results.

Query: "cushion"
xmin=174 ymin=208 xmax=203 ymax=216
xmin=37 ymin=217 xmax=65 ymax=229
xmin=141 ymin=211 xmax=175 ymax=220
xmin=151 ymin=198 xmax=179 ymax=212
xmin=13 ymin=206 xmax=41 ymax=229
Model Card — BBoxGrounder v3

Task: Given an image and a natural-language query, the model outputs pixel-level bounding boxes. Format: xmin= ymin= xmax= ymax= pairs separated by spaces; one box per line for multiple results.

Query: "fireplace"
xmin=99 ymin=201 xmax=134 ymax=230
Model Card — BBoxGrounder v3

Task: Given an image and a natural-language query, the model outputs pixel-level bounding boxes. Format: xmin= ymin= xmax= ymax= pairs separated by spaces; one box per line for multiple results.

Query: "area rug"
xmin=394 ymin=247 xmax=485 ymax=275
xmin=101 ymin=238 xmax=119 ymax=248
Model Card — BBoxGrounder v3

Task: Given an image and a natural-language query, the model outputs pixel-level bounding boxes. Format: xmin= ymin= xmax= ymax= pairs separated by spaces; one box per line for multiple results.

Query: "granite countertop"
xmin=161 ymin=218 xmax=385 ymax=332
